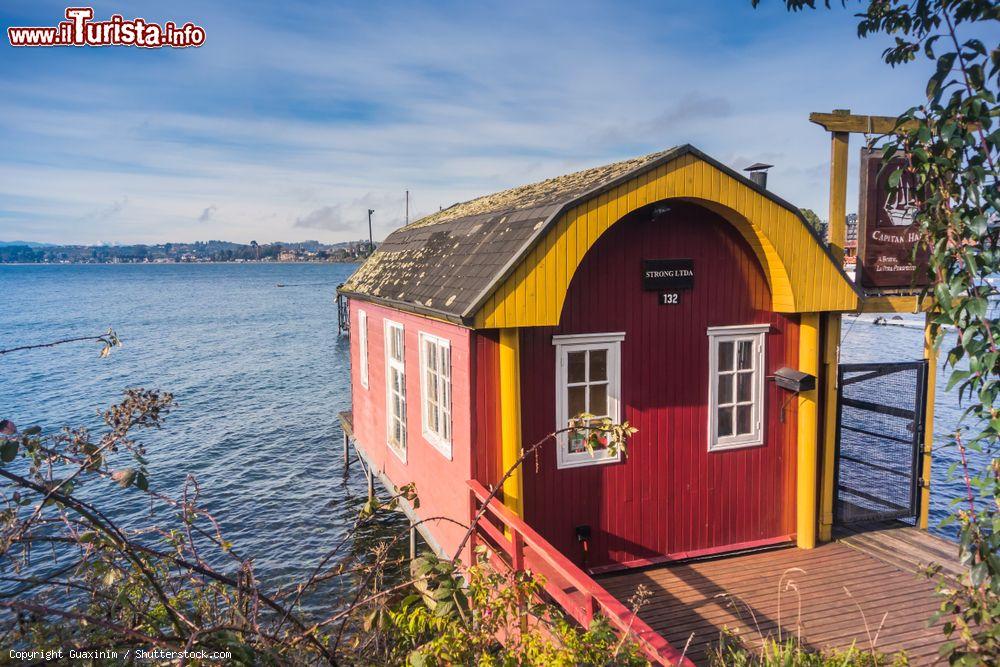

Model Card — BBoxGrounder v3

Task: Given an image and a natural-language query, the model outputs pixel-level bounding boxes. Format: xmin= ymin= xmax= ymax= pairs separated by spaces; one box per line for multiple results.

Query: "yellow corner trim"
xmin=498 ymin=328 xmax=523 ymax=517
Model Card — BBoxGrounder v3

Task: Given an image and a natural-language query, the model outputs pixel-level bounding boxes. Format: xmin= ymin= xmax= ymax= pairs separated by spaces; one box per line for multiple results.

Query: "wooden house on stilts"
xmin=337 ymin=144 xmax=955 ymax=664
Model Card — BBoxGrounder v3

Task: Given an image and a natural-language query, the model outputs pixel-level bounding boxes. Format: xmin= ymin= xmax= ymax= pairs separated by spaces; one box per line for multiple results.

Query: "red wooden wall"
xmin=349 ymin=301 xmax=474 ymax=559
xmin=518 ymin=202 xmax=799 ymax=570
xmin=472 ymin=331 xmax=503 ymax=487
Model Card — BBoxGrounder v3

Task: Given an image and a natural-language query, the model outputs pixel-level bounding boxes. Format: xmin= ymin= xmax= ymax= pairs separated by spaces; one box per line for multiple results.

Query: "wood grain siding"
xmin=472 ymin=330 xmax=504 ymax=487
xmin=519 ymin=202 xmax=798 ymax=569
xmin=475 ymin=154 xmax=858 ymax=329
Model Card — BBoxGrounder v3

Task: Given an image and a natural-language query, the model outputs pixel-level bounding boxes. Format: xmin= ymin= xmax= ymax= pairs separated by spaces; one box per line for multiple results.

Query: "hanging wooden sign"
xmin=857 ymin=148 xmax=929 ymax=289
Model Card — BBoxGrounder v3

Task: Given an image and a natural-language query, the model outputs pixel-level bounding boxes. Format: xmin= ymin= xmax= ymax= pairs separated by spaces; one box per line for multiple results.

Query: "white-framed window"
xmin=357 ymin=310 xmax=369 ymax=390
xmin=384 ymin=320 xmax=407 ymax=461
xmin=707 ymin=324 xmax=768 ymax=451
xmin=419 ymin=332 xmax=452 ymax=459
xmin=552 ymin=332 xmax=624 ymax=469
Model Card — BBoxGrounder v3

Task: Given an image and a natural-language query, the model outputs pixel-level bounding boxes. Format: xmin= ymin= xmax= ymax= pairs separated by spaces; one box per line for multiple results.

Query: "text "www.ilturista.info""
xmin=7 ymin=7 xmax=206 ymax=48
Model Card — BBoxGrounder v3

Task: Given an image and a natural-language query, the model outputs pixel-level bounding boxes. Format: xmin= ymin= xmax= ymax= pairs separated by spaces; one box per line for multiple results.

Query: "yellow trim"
xmin=499 ymin=328 xmax=523 ymax=516
xmin=797 ymin=314 xmax=821 ymax=549
xmin=474 ymin=154 xmax=858 ymax=328
xmin=919 ymin=313 xmax=937 ymax=530
xmin=818 ymin=313 xmax=841 ymax=542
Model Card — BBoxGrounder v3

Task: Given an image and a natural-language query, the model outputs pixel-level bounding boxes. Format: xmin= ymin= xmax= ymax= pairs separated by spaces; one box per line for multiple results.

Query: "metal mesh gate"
xmin=834 ymin=361 xmax=928 ymax=525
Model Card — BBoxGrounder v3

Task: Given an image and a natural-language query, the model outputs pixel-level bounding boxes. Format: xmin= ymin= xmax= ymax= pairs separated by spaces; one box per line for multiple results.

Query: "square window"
xmin=708 ymin=325 xmax=767 ymax=451
xmin=552 ymin=333 xmax=625 ymax=469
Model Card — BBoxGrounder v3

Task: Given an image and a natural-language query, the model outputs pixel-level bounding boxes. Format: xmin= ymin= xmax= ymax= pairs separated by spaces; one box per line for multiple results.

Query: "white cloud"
xmin=0 ymin=1 xmax=934 ymax=244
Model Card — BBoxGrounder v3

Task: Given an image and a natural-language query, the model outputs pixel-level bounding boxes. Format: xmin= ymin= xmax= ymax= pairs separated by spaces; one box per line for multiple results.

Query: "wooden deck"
xmin=599 ymin=525 xmax=959 ymax=665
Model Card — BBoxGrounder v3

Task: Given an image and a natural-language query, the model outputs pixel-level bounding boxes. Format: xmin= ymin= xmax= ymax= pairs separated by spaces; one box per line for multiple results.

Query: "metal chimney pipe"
xmin=743 ymin=162 xmax=774 ymax=189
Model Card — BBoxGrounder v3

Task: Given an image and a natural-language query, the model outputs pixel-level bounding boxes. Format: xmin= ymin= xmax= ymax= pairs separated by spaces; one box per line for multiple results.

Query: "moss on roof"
xmin=404 ymin=149 xmax=676 ymax=229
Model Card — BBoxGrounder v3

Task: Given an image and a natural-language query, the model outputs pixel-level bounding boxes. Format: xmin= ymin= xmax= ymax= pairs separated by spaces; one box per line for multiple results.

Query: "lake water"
xmin=0 ymin=262 xmax=408 ymax=608
xmin=0 ymin=263 xmax=982 ymax=599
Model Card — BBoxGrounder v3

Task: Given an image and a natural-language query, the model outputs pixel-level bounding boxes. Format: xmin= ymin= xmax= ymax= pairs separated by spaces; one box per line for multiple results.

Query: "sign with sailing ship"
xmin=857 ymin=147 xmax=929 ymax=290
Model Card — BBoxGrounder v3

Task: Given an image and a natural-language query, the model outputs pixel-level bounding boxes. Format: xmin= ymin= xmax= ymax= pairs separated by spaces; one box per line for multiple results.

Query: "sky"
xmin=0 ymin=1 xmax=949 ymax=245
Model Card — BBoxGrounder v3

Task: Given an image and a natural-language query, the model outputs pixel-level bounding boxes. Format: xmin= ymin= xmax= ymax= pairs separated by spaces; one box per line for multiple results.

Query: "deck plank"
xmin=598 ymin=526 xmax=958 ymax=665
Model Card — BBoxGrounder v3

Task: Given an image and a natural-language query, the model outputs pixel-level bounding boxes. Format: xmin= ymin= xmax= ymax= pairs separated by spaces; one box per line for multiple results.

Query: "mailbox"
xmin=774 ymin=367 xmax=816 ymax=393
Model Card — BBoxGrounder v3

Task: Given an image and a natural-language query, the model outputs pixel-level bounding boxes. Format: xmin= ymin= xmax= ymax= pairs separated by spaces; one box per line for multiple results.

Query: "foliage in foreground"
xmin=709 ymin=630 xmax=909 ymax=667
xmin=361 ymin=550 xmax=646 ymax=666
xmin=756 ymin=0 xmax=999 ymax=663
xmin=0 ymin=387 xmax=647 ymax=665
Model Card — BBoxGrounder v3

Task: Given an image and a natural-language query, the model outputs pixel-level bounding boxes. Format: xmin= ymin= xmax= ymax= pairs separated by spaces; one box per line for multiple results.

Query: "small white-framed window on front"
xmin=552 ymin=332 xmax=624 ymax=469
xmin=384 ymin=320 xmax=407 ymax=461
xmin=707 ymin=324 xmax=768 ymax=451
xmin=419 ymin=332 xmax=452 ymax=458
xmin=357 ymin=310 xmax=369 ymax=390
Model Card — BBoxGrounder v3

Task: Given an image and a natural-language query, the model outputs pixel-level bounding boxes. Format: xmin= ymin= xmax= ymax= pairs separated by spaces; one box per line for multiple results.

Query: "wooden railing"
xmin=466 ymin=480 xmax=693 ymax=666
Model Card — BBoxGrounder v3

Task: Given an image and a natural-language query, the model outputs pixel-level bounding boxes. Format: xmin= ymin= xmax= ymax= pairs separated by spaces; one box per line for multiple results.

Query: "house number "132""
xmin=659 ymin=292 xmax=681 ymax=305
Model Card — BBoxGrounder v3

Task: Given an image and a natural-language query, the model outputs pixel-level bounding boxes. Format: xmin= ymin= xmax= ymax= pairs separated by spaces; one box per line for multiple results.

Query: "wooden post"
xmin=828 ymin=126 xmax=850 ymax=263
xmin=366 ymin=467 xmax=375 ymax=503
xmin=511 ymin=531 xmax=525 ymax=571
xmin=342 ymin=430 xmax=350 ymax=469
xmin=511 ymin=531 xmax=528 ymax=634
xmin=409 ymin=522 xmax=417 ymax=560
xmin=818 ymin=314 xmax=841 ymax=542
xmin=818 ymin=117 xmax=849 ymax=543
xmin=919 ymin=312 xmax=937 ymax=529
xmin=468 ymin=489 xmax=479 ymax=563
xmin=498 ymin=329 xmax=523 ymax=517
xmin=797 ymin=314 xmax=821 ymax=549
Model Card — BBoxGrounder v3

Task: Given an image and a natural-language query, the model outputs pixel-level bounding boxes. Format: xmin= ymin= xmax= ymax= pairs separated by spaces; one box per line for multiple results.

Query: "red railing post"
xmin=511 ymin=531 xmax=525 ymax=572
xmin=511 ymin=530 xmax=528 ymax=635
xmin=586 ymin=595 xmax=599 ymax=627
xmin=468 ymin=488 xmax=479 ymax=564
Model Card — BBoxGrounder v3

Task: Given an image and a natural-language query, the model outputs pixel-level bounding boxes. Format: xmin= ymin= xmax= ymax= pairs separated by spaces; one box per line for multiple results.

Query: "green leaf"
xmin=0 ymin=440 xmax=17 ymax=463
xmin=970 ymin=561 xmax=987 ymax=587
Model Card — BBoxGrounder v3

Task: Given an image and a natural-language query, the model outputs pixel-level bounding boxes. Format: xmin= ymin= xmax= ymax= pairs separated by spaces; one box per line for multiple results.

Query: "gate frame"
xmin=832 ymin=359 xmax=929 ymax=526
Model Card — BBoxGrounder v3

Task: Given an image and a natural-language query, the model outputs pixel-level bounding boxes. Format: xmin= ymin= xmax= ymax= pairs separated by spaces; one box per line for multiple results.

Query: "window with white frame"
xmin=384 ymin=320 xmax=407 ymax=460
xmin=419 ymin=332 xmax=452 ymax=458
xmin=553 ymin=332 xmax=624 ymax=469
xmin=707 ymin=324 xmax=768 ymax=451
xmin=357 ymin=310 xmax=369 ymax=389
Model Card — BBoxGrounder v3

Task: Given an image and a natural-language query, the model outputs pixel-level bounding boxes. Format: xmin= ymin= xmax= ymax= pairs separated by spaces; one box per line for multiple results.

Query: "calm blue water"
xmin=840 ymin=313 xmax=991 ymax=538
xmin=0 ymin=263 xmax=408 ymax=608
xmin=0 ymin=264 xmax=981 ymax=600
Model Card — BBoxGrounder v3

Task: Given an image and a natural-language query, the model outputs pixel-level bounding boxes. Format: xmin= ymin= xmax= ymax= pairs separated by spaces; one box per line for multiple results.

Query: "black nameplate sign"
xmin=642 ymin=259 xmax=694 ymax=291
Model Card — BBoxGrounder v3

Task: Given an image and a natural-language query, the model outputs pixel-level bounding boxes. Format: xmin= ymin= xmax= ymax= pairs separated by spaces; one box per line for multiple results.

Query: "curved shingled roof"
xmin=339 ymin=145 xmax=853 ymax=324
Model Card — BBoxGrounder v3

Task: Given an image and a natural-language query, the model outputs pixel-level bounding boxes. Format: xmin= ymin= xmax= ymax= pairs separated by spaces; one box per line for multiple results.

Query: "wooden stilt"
xmin=342 ymin=429 xmax=350 ymax=468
